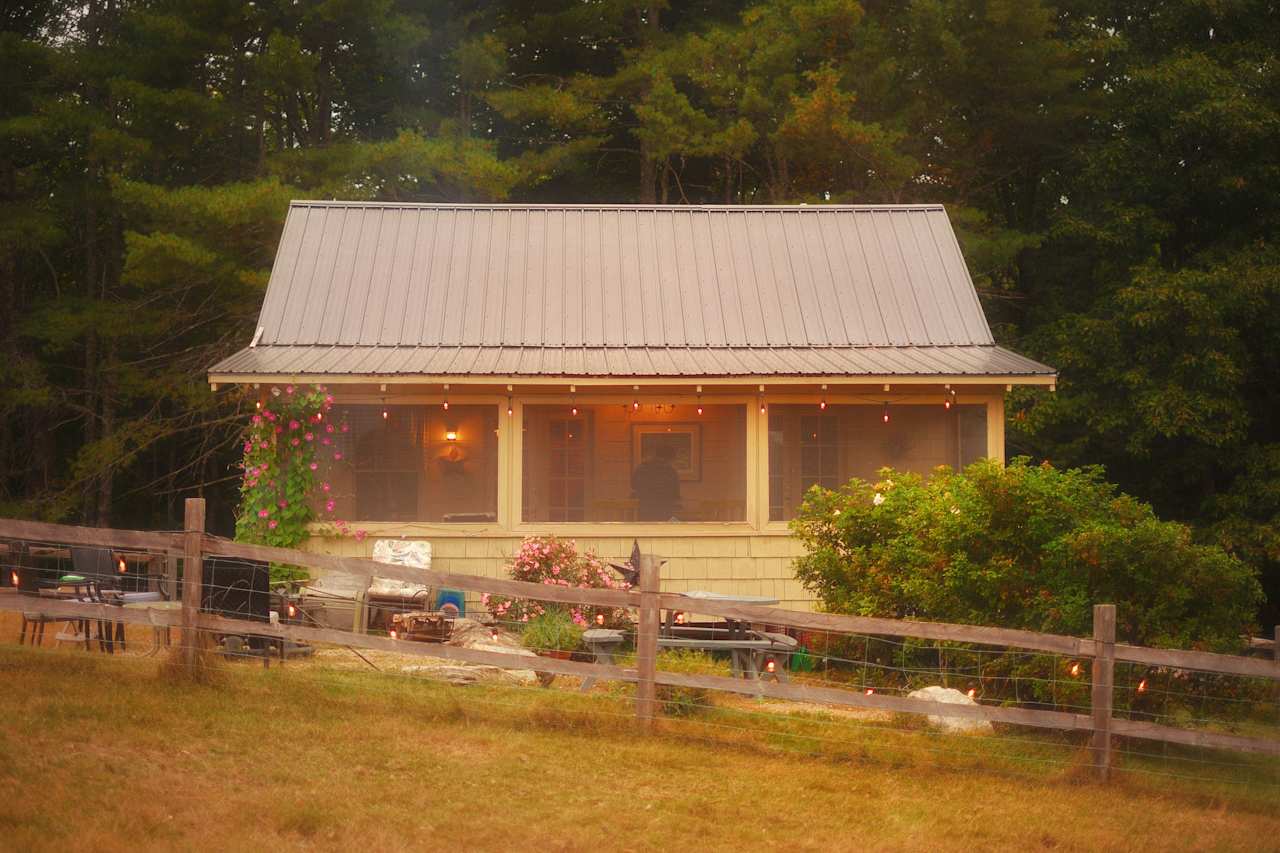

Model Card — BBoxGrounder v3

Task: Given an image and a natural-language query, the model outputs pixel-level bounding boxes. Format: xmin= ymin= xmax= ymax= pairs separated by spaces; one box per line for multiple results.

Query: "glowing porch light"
xmin=1069 ymin=662 xmax=1081 ymax=678
xmin=445 ymin=430 xmax=458 ymax=441
xmin=881 ymin=402 xmax=890 ymax=424
xmin=1137 ymin=678 xmax=1148 ymax=694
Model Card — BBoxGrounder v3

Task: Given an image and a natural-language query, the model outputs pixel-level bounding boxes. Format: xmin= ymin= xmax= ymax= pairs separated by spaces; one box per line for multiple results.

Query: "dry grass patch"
xmin=0 ymin=642 xmax=1276 ymax=852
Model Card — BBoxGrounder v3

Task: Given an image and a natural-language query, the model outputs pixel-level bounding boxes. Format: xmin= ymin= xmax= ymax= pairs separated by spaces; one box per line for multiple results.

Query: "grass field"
xmin=1 ymin=640 xmax=1278 ymax=852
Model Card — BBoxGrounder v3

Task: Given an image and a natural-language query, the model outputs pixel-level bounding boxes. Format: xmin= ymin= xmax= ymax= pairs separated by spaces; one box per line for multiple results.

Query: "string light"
xmin=759 ymin=396 xmax=766 ymax=414
xmin=881 ymin=402 xmax=890 ymax=424
xmin=632 ymin=398 xmax=640 ymax=411
xmin=944 ymin=388 xmax=956 ymax=411
xmin=967 ymin=687 xmax=977 ymax=699
xmin=1069 ymin=661 xmax=1081 ymax=678
xmin=820 ymin=383 xmax=827 ymax=410
xmin=696 ymin=385 xmax=703 ymax=416
xmin=507 ymin=397 xmax=513 ymax=417
xmin=1137 ymin=678 xmax=1148 ymax=694
xmin=381 ymin=397 xmax=389 ymax=420
xmin=570 ymin=384 xmax=577 ymax=416
xmin=117 ymin=557 xmax=127 ymax=574
xmin=255 ymin=399 xmax=262 ymax=410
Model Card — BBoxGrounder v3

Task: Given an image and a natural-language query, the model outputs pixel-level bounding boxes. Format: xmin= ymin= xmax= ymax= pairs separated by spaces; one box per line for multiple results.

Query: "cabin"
xmin=208 ymin=202 xmax=1056 ymax=610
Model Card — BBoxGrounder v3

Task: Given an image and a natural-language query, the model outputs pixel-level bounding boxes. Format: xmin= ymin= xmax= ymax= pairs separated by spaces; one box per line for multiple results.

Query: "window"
xmin=768 ymin=403 xmax=987 ymax=521
xmin=316 ymin=404 xmax=498 ymax=523
xmin=522 ymin=403 xmax=747 ymax=523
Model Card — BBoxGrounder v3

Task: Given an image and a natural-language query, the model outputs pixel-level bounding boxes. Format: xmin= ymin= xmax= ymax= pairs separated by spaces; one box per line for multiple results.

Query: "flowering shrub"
xmin=234 ymin=383 xmax=365 ymax=581
xmin=790 ymin=458 xmax=1262 ymax=652
xmin=484 ymin=536 xmax=631 ymax=628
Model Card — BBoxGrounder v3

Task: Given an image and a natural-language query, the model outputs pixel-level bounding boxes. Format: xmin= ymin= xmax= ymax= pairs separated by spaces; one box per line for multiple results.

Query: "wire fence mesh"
xmin=1 ymin=525 xmax=1277 ymax=797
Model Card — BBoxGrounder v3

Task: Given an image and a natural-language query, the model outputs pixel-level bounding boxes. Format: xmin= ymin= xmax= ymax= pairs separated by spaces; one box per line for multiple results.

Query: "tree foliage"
xmin=2 ymin=0 xmax=1279 ymax=620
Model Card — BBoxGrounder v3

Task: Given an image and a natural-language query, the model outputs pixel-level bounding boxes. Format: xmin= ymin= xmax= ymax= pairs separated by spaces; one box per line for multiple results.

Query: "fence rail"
xmin=2 ymin=503 xmax=1278 ymax=776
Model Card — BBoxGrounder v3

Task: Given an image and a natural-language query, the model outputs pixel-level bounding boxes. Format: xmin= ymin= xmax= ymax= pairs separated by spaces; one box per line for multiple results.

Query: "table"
xmin=664 ymin=591 xmax=793 ymax=680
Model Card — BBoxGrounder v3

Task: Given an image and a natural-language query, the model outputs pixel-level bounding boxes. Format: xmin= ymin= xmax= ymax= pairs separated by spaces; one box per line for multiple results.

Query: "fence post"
xmin=635 ymin=553 xmax=661 ymax=728
xmin=1090 ymin=603 xmax=1116 ymax=780
xmin=181 ymin=498 xmax=207 ymax=670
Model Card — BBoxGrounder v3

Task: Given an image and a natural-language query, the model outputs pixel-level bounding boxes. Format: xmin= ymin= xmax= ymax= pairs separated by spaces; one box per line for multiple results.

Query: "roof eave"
xmin=207 ymin=370 xmax=1057 ymax=388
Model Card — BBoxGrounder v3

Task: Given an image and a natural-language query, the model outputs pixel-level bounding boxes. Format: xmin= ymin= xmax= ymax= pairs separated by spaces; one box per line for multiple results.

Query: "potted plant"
xmin=521 ymin=610 xmax=584 ymax=660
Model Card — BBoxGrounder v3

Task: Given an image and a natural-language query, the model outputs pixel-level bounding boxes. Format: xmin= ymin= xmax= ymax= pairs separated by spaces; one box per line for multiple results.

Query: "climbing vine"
xmin=235 ymin=384 xmax=363 ymax=580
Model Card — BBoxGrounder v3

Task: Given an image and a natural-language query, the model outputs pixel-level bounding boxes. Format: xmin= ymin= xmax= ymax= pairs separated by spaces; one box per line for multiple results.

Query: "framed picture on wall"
xmin=632 ymin=424 xmax=701 ymax=481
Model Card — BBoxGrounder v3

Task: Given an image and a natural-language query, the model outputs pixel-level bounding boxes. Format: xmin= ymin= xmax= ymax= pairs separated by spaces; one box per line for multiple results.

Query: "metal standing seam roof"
xmin=209 ymin=202 xmax=1056 ymax=380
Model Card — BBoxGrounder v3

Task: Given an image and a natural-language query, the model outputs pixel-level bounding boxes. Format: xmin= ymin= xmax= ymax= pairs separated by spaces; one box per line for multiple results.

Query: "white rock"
xmin=906 ymin=685 xmax=994 ymax=734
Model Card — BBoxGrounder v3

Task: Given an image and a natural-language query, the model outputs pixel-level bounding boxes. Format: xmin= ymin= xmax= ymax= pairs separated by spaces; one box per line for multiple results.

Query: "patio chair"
xmin=69 ymin=547 xmax=124 ymax=652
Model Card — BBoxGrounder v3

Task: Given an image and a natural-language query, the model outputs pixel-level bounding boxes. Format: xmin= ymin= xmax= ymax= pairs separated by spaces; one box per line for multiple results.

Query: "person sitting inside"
xmin=632 ymin=444 xmax=681 ymax=521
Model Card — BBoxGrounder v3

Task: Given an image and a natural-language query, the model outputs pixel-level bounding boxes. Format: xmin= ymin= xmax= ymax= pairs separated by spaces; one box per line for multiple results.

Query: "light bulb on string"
xmin=944 ymin=388 xmax=956 ymax=411
xmin=632 ymin=399 xmax=639 ymax=412
xmin=759 ymin=397 xmax=766 ymax=414
xmin=696 ymin=394 xmax=703 ymax=416
xmin=381 ymin=398 xmax=389 ymax=420
xmin=820 ymin=383 xmax=827 ymax=410
xmin=442 ymin=384 xmax=449 ymax=411
xmin=507 ymin=397 xmax=513 ymax=417
xmin=881 ymin=402 xmax=890 ymax=424
xmin=570 ymin=384 xmax=577 ymax=417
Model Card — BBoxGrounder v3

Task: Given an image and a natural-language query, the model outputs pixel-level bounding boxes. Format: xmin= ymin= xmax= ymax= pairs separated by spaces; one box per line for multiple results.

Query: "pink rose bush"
xmin=484 ymin=536 xmax=632 ymax=628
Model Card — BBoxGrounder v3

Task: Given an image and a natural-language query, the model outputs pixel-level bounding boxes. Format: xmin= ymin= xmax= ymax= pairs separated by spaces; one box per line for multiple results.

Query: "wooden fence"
xmin=1 ymin=500 xmax=1277 ymax=780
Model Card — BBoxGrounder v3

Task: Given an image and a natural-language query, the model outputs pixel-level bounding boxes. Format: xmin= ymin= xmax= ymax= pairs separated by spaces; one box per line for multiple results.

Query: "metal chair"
xmin=67 ymin=547 xmax=124 ymax=652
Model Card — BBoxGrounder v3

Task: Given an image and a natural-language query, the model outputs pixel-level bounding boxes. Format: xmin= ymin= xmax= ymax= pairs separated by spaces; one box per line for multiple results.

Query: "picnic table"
xmin=575 ymin=591 xmax=798 ymax=691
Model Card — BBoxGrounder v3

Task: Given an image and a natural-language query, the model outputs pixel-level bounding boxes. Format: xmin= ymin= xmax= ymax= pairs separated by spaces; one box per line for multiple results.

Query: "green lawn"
xmin=0 ymin=643 xmax=1277 ymax=852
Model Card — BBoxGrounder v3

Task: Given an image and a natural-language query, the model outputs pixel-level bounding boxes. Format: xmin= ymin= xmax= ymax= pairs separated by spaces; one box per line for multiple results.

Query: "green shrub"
xmin=790 ymin=458 xmax=1262 ymax=652
xmin=520 ymin=610 xmax=584 ymax=654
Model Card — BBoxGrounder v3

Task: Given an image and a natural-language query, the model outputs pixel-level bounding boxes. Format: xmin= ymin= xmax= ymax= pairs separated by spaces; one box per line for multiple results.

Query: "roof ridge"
xmin=287 ymin=200 xmax=947 ymax=213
